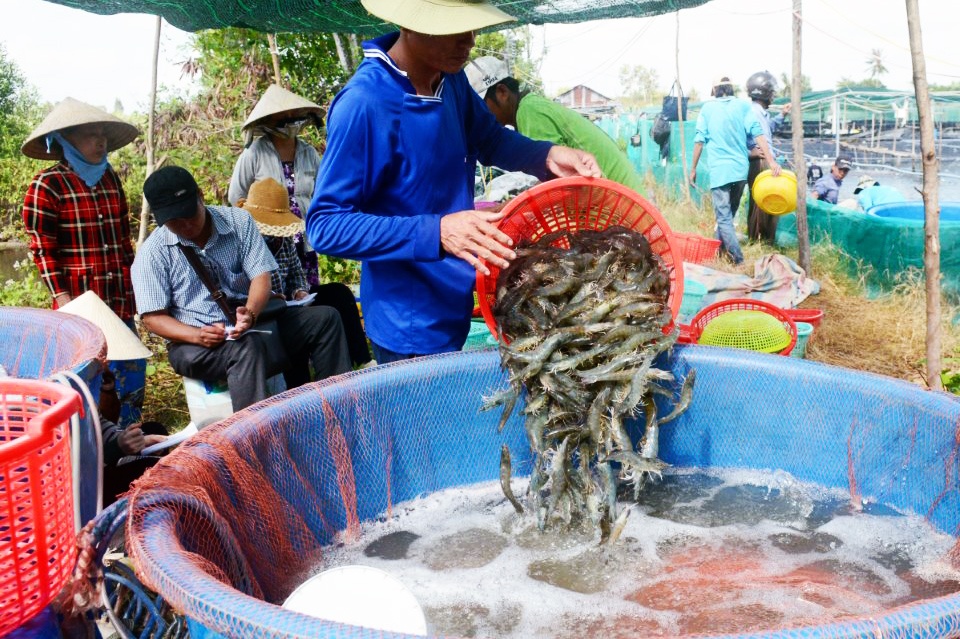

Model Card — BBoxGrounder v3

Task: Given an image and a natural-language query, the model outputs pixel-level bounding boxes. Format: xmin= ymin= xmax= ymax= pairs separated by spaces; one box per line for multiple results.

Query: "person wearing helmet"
xmin=745 ymin=71 xmax=791 ymax=243
xmin=689 ymin=77 xmax=781 ymax=265
xmin=307 ymin=0 xmax=602 ymax=364
xmin=465 ymin=55 xmax=646 ymax=194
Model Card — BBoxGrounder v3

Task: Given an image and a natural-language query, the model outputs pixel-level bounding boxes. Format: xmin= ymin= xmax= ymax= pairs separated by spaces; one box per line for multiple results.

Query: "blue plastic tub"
xmin=868 ymin=201 xmax=960 ymax=222
xmin=127 ymin=348 xmax=960 ymax=639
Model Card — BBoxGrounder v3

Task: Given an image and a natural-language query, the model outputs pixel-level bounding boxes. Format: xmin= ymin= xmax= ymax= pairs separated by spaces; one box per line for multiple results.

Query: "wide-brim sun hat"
xmin=21 ymin=97 xmax=139 ymax=160
xmin=239 ymin=177 xmax=304 ymax=237
xmin=57 ymin=291 xmax=152 ymax=361
xmin=361 ymin=0 xmax=515 ymax=36
xmin=242 ymin=84 xmax=325 ymax=131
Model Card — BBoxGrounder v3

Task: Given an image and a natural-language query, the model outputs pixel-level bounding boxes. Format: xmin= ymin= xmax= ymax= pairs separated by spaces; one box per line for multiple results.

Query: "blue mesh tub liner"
xmin=125 ymin=347 xmax=960 ymax=639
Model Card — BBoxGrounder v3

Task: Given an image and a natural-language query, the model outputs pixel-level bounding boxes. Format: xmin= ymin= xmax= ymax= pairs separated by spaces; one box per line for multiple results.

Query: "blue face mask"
xmin=47 ymin=132 xmax=110 ymax=187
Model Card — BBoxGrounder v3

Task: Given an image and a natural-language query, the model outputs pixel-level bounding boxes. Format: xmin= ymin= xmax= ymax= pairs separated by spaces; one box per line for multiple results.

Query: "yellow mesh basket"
xmin=692 ymin=299 xmax=797 ymax=355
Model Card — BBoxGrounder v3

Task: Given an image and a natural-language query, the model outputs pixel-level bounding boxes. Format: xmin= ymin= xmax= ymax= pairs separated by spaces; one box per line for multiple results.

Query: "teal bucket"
xmin=790 ymin=322 xmax=814 ymax=359
xmin=678 ymin=279 xmax=708 ymax=322
xmin=463 ymin=320 xmax=493 ymax=351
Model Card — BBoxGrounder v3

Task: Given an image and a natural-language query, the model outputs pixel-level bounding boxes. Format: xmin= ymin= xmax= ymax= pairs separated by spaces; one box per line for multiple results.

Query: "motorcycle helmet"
xmin=746 ymin=71 xmax=778 ymax=104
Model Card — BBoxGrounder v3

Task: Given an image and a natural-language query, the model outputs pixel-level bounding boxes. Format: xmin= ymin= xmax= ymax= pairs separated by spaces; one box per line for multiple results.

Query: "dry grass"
xmin=652 ymin=182 xmax=960 ymax=388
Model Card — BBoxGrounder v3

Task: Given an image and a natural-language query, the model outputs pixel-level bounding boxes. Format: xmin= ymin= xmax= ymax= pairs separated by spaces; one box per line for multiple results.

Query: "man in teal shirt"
xmin=854 ymin=175 xmax=906 ymax=213
xmin=690 ymin=76 xmax=780 ymax=264
xmin=466 ymin=56 xmax=646 ymax=195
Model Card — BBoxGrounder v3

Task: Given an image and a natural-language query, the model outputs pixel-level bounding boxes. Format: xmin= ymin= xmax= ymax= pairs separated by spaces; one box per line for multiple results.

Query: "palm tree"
xmin=866 ymin=48 xmax=888 ymax=80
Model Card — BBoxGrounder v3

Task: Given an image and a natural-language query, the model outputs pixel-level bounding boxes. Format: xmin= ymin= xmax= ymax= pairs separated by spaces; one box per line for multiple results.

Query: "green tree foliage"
xmin=618 ymin=64 xmax=660 ymax=108
xmin=154 ymin=28 xmax=351 ymax=204
xmin=0 ymin=44 xmax=44 ymax=242
xmin=865 ymin=48 xmax=888 ymax=81
xmin=473 ymin=27 xmax=544 ymax=95
xmin=836 ymin=77 xmax=886 ymax=90
xmin=778 ymin=72 xmax=812 ymax=99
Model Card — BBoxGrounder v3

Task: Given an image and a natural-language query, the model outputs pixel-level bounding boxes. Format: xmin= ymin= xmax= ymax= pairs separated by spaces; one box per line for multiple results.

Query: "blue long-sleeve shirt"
xmin=307 ymin=33 xmax=553 ymax=355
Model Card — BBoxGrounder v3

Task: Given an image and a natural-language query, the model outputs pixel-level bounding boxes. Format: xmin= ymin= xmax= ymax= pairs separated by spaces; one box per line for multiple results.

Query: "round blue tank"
xmin=126 ymin=348 xmax=960 ymax=638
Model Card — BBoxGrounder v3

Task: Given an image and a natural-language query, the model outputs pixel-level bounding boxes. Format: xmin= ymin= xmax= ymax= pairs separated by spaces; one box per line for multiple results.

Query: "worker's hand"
xmin=545 ymin=146 xmax=602 ymax=178
xmin=689 ymin=169 xmax=697 ymax=185
xmin=232 ymin=307 xmax=255 ymax=338
xmin=118 ymin=423 xmax=146 ymax=455
xmin=440 ymin=209 xmax=516 ymax=277
xmin=54 ymin=292 xmax=72 ymax=307
xmin=293 ymin=289 xmax=310 ymax=301
xmin=197 ymin=322 xmax=227 ymax=348
xmin=768 ymin=161 xmax=783 ymax=177
xmin=782 ymin=103 xmax=792 ymax=115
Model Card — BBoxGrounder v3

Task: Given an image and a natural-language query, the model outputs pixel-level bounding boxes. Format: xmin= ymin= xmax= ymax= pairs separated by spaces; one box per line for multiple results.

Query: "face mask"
xmin=262 ymin=119 xmax=308 ymax=140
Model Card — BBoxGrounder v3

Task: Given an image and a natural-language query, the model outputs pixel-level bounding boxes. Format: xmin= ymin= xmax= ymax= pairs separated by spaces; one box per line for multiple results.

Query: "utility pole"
xmin=792 ymin=0 xmax=810 ymax=274
xmin=138 ymin=16 xmax=162 ymax=247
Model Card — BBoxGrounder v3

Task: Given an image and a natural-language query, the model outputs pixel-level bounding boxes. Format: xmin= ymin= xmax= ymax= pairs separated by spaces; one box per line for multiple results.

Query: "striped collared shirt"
xmin=21 ymin=162 xmax=136 ymax=320
xmin=131 ymin=205 xmax=277 ymax=327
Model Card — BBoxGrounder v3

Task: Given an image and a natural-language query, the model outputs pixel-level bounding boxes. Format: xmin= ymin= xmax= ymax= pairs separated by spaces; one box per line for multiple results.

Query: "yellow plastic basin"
xmin=752 ymin=169 xmax=798 ymax=215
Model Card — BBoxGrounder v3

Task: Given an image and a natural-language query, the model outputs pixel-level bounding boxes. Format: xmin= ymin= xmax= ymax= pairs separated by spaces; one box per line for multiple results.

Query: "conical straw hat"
xmin=242 ymin=85 xmax=324 ymax=130
xmin=21 ymin=97 xmax=139 ymax=160
xmin=57 ymin=291 xmax=152 ymax=361
xmin=361 ymin=0 xmax=515 ymax=36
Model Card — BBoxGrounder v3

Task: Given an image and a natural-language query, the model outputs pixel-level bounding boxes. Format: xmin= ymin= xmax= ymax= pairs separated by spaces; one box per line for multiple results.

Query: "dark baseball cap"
xmin=835 ymin=156 xmax=853 ymax=171
xmin=143 ymin=166 xmax=200 ymax=225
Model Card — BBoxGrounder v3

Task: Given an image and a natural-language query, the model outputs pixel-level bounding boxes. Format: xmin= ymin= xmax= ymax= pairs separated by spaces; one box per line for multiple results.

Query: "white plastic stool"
xmin=182 ymin=375 xmax=286 ymax=428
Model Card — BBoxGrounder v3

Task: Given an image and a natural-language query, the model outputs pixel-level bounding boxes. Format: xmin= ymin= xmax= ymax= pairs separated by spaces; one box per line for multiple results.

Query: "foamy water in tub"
xmin=318 ymin=467 xmax=960 ymax=638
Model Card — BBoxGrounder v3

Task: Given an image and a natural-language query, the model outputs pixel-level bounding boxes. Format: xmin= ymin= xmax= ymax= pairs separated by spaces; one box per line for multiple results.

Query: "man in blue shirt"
xmin=812 ymin=155 xmax=852 ymax=204
xmin=854 ymin=174 xmax=906 ymax=212
xmin=689 ymin=76 xmax=781 ymax=265
xmin=133 ymin=166 xmax=351 ymax=411
xmin=307 ymin=0 xmax=601 ymax=364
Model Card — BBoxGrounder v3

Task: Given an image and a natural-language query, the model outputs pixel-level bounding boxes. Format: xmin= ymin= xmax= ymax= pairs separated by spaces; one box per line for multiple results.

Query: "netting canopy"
xmin=43 ymin=0 xmax=713 ymax=34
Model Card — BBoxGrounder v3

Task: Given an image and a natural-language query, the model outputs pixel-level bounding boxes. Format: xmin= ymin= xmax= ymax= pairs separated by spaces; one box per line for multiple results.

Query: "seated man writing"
xmin=132 ymin=166 xmax=351 ymax=412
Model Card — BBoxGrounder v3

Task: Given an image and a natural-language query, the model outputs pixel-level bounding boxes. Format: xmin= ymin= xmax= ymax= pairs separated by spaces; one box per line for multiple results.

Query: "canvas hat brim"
xmin=361 ymin=0 xmax=515 ymax=36
xmin=57 ymin=291 xmax=152 ymax=361
xmin=21 ymin=97 xmax=139 ymax=160
xmin=243 ymin=85 xmax=325 ymax=131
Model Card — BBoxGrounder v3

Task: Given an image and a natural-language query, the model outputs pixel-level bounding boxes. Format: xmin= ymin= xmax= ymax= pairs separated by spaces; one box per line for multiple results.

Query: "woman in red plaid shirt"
xmin=21 ymin=98 xmax=139 ymax=322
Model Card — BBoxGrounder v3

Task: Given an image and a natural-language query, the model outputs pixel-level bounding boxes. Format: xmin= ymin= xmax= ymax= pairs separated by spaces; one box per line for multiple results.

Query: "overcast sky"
xmin=1 ymin=0 xmax=958 ymax=112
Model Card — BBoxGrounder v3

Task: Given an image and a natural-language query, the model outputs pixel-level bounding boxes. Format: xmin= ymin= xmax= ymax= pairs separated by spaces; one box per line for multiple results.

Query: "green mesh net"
xmin=46 ymin=0 xmax=713 ymax=34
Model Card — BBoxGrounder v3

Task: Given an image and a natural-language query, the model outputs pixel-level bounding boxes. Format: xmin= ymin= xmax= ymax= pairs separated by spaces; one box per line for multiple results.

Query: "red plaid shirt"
xmin=22 ymin=162 xmax=136 ymax=320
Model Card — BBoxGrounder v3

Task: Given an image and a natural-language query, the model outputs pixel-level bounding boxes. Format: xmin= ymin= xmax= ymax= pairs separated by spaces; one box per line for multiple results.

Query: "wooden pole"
xmin=675 ymin=11 xmax=690 ymax=203
xmin=137 ymin=15 xmax=162 ymax=248
xmin=792 ymin=0 xmax=810 ymax=274
xmin=267 ymin=33 xmax=283 ymax=86
xmin=905 ymin=0 xmax=942 ymax=390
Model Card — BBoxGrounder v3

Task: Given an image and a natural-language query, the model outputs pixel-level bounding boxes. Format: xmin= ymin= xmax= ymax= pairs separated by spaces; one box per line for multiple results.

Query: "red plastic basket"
xmin=0 ymin=379 xmax=82 ymax=635
xmin=689 ymin=298 xmax=797 ymax=356
xmin=476 ymin=177 xmax=683 ymax=338
xmin=784 ymin=308 xmax=824 ymax=330
xmin=672 ymin=231 xmax=721 ymax=264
